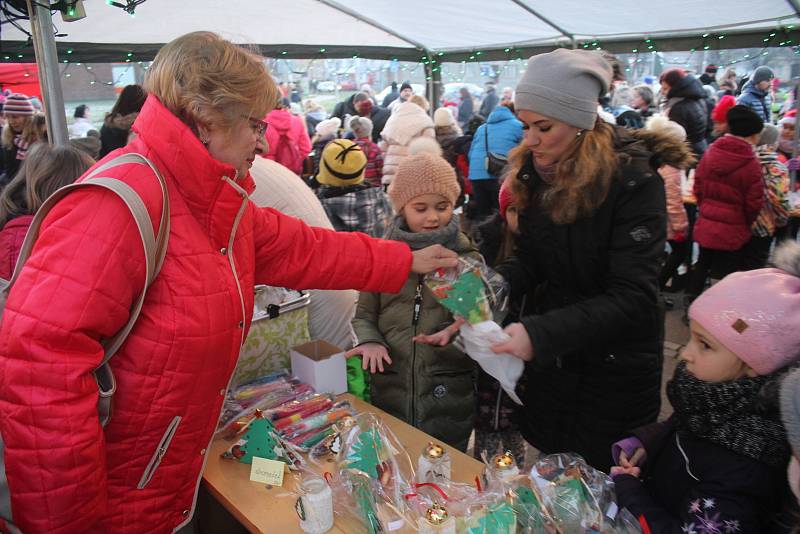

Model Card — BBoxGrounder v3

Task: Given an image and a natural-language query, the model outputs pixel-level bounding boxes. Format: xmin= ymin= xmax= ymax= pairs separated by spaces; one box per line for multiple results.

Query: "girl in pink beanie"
xmin=611 ymin=241 xmax=800 ymax=532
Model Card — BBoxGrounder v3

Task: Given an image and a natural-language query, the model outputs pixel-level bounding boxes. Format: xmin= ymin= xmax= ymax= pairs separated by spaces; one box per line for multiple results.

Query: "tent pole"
xmin=509 ymin=0 xmax=574 ymax=44
xmin=791 ymin=80 xmax=799 ymax=191
xmin=26 ymin=0 xmax=68 ymax=146
xmin=425 ymin=59 xmax=442 ymax=114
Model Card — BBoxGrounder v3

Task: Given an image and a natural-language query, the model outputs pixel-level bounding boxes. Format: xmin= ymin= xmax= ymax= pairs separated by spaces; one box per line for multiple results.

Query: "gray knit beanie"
xmin=758 ymin=124 xmax=779 ymax=147
xmin=781 ymin=367 xmax=800 ymax=457
xmin=752 ymin=66 xmax=775 ymax=85
xmin=349 ymin=116 xmax=373 ymax=139
xmin=514 ymin=49 xmax=612 ymax=130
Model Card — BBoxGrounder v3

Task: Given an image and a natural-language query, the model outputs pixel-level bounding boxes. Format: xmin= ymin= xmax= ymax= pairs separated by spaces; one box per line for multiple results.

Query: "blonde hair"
xmin=508 ymin=120 xmax=618 ymax=225
xmin=645 ymin=114 xmax=687 ymax=142
xmin=0 ymin=143 xmax=94 ymax=227
xmin=144 ymin=31 xmax=279 ymax=137
xmin=26 ymin=113 xmax=48 ymax=143
xmin=409 ymin=94 xmax=430 ymax=112
xmin=1 ymin=114 xmax=37 ymax=150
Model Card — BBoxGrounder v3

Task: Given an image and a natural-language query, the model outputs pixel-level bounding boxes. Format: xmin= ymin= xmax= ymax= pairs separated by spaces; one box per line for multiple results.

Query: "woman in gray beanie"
xmin=490 ymin=48 xmax=693 ymax=471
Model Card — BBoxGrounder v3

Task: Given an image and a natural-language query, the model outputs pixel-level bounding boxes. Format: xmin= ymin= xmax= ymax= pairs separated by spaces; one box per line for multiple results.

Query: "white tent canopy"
xmin=2 ymin=0 xmax=799 ymax=62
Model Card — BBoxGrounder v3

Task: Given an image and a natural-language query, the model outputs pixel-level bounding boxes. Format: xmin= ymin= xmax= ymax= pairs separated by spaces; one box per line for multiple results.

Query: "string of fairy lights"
xmin=0 ymin=23 xmax=796 ymax=88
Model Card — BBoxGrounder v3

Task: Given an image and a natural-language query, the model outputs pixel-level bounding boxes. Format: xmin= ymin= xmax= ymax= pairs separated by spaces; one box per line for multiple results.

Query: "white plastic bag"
xmin=459 ymin=321 xmax=523 ymax=405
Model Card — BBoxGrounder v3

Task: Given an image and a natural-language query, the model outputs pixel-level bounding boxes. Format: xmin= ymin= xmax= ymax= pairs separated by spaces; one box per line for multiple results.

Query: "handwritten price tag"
xmin=249 ymin=456 xmax=285 ymax=487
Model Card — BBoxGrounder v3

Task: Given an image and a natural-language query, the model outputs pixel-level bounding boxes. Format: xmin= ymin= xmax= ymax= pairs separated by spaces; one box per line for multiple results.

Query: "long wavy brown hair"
xmin=506 ymin=120 xmax=618 ymax=225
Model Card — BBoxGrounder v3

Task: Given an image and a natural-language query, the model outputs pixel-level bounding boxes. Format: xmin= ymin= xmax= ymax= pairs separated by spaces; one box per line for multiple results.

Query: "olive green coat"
xmin=352 ymin=232 xmax=480 ymax=451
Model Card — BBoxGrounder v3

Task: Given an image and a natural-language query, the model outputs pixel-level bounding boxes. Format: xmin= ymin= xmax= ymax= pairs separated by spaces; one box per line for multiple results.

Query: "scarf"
xmin=667 ymin=362 xmax=790 ymax=466
xmin=383 ymin=214 xmax=460 ymax=251
xmin=13 ymin=134 xmax=30 ymax=161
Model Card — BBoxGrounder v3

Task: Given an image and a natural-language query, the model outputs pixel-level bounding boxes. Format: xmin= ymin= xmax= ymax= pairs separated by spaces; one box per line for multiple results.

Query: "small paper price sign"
xmin=249 ymin=456 xmax=285 ymax=487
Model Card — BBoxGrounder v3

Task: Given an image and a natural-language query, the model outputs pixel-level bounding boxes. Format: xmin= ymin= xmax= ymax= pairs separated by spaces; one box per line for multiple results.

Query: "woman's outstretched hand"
xmin=411 ymin=245 xmax=459 ymax=274
xmin=491 ymin=322 xmax=534 ymax=361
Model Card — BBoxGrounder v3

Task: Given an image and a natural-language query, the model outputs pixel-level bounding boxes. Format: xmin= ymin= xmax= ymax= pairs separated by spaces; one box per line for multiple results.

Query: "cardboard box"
xmin=290 ymin=340 xmax=347 ymax=395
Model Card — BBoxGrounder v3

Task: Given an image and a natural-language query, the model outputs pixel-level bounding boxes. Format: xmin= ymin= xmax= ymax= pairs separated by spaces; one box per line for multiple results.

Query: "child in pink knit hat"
xmin=611 ymin=241 xmax=800 ymax=532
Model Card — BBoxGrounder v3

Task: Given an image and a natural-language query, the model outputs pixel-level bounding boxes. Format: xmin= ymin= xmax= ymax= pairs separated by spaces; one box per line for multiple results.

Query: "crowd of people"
xmin=0 ymin=32 xmax=799 ymax=533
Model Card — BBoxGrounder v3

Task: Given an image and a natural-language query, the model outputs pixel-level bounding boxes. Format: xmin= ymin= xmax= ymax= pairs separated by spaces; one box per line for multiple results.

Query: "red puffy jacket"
xmin=0 ymin=215 xmax=33 ymax=280
xmin=261 ymin=108 xmax=312 ymax=175
xmin=693 ymin=135 xmax=764 ymax=251
xmin=0 ymin=95 xmax=411 ymax=534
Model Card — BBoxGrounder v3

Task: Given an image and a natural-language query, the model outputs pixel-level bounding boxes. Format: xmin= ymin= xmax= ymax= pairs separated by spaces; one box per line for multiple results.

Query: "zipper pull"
xmin=412 ymin=281 xmax=423 ymax=326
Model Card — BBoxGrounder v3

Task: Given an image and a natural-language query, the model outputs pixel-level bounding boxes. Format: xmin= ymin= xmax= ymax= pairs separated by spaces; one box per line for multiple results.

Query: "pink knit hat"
xmin=688 ymin=242 xmax=800 ymax=375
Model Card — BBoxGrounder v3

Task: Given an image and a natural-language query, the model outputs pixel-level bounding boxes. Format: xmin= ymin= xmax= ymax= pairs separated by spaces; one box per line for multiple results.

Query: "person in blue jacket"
xmin=467 ymin=102 xmax=523 ymax=221
xmin=737 ymin=66 xmax=774 ymax=123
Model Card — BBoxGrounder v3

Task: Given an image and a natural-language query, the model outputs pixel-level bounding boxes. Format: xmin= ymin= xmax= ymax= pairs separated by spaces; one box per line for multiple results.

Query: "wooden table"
xmin=203 ymin=394 xmax=483 ymax=533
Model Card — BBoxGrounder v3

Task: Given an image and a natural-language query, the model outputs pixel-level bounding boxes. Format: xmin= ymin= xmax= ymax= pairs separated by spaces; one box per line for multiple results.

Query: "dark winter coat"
xmin=693 ymin=135 xmax=764 ymax=251
xmin=479 ymin=88 xmax=499 ymax=119
xmin=331 ymin=95 xmax=358 ymax=123
xmin=99 ymin=112 xmax=138 ymax=158
xmin=1 ymin=143 xmax=21 ymax=186
xmin=352 ymin=231 xmax=480 ymax=451
xmin=458 ymin=96 xmax=474 ymax=127
xmin=666 ymin=75 xmax=709 ymax=157
xmin=737 ymin=81 xmax=772 ymax=122
xmin=498 ymin=127 xmax=694 ymax=471
xmin=367 ymin=106 xmax=391 ymax=144
xmin=615 ymin=417 xmax=789 ymax=533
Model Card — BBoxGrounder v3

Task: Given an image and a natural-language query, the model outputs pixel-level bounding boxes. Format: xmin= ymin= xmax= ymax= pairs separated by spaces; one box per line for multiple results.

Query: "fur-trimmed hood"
xmin=624 ymin=128 xmax=697 ymax=171
xmin=104 ymin=111 xmax=139 ymax=131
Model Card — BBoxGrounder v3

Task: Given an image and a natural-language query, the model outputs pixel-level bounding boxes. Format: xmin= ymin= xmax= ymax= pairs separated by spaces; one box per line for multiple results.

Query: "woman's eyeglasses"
xmin=243 ymin=115 xmax=269 ymax=136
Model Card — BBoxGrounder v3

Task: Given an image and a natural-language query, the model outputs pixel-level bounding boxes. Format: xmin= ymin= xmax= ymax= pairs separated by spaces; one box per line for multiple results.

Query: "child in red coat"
xmin=686 ymin=105 xmax=765 ymax=299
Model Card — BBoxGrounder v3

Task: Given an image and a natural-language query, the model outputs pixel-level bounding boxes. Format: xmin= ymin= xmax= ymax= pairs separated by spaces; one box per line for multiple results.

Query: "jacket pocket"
xmin=137 ymin=415 xmax=181 ymax=490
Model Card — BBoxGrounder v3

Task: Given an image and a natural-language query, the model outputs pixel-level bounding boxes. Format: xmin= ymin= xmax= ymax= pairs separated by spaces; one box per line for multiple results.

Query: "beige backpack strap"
xmin=3 ymin=153 xmax=170 ymax=427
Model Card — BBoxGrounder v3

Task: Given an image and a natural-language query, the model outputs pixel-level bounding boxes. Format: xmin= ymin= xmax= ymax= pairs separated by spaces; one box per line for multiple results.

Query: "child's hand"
xmin=413 ymin=317 xmax=466 ymax=346
xmin=610 ymin=465 xmax=641 ymax=478
xmin=345 ymin=343 xmax=392 ymax=374
xmin=619 ymin=447 xmax=646 ymax=468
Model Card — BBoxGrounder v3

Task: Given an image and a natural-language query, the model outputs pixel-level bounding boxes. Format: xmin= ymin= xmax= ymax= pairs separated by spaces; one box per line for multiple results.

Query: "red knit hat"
xmin=498 ymin=180 xmax=514 ymax=221
xmin=711 ymin=95 xmax=736 ymax=124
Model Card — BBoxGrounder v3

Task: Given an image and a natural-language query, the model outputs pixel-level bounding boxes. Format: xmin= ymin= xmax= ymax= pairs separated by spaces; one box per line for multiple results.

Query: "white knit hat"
xmin=315 ymin=117 xmax=341 ymax=138
xmin=434 ymin=107 xmax=456 ymax=128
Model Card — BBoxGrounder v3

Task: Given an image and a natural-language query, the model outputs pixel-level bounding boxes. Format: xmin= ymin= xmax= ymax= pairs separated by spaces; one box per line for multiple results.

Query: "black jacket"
xmin=498 ymin=127 xmax=677 ymax=471
xmin=368 ymin=106 xmax=391 ymax=144
xmin=666 ymin=75 xmax=709 ymax=157
xmin=615 ymin=417 xmax=790 ymax=533
xmin=331 ymin=96 xmax=390 ymax=144
xmin=479 ymin=88 xmax=499 ymax=119
xmin=331 ymin=95 xmax=358 ymax=123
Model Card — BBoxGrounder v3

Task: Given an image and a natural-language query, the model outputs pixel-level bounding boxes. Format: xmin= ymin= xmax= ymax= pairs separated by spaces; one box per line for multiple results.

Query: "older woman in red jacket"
xmin=0 ymin=32 xmax=456 ymax=534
